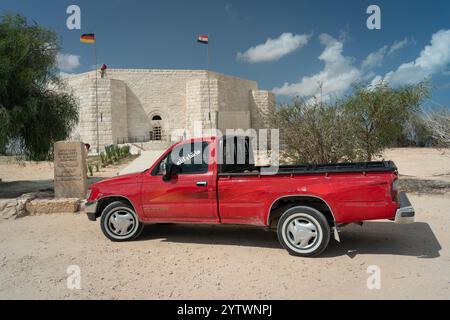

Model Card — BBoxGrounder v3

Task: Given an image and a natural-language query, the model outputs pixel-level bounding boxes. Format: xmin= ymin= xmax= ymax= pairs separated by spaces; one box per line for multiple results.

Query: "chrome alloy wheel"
xmin=282 ymin=213 xmax=323 ymax=254
xmin=105 ymin=207 xmax=137 ymax=238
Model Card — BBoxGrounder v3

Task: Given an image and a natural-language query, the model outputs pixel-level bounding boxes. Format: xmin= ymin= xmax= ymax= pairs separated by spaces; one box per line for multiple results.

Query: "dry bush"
xmin=424 ymin=108 xmax=450 ymax=147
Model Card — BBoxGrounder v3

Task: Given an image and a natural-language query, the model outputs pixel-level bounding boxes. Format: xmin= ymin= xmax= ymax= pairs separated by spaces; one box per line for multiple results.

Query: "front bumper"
xmin=85 ymin=201 xmax=98 ymax=221
xmin=394 ymin=192 xmax=415 ymax=224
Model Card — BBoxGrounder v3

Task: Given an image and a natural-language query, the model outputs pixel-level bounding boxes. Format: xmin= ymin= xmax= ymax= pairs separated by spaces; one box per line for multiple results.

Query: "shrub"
xmin=424 ymin=108 xmax=450 ymax=147
xmin=87 ymin=164 xmax=93 ymax=177
xmin=268 ymin=98 xmax=356 ymax=164
xmin=268 ymin=82 xmax=430 ymax=163
xmin=100 ymin=152 xmax=107 ymax=167
xmin=120 ymin=145 xmax=130 ymax=158
xmin=342 ymin=82 xmax=429 ymax=160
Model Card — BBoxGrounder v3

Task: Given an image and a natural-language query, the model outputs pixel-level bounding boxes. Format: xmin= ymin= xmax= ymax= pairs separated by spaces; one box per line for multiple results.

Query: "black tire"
xmin=100 ymin=201 xmax=144 ymax=241
xmin=277 ymin=206 xmax=330 ymax=257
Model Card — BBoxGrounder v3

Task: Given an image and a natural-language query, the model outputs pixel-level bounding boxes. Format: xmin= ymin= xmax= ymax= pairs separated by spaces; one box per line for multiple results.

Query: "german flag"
xmin=80 ymin=33 xmax=95 ymax=44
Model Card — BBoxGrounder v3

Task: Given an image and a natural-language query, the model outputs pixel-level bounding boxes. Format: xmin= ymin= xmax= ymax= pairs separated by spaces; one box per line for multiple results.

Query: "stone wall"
xmin=185 ymin=78 xmax=219 ymax=136
xmin=72 ymin=78 xmax=127 ymax=151
xmin=250 ymin=90 xmax=276 ymax=130
xmin=63 ymin=69 xmax=274 ymax=152
xmin=217 ymin=111 xmax=251 ymax=132
xmin=110 ymin=79 xmax=127 ymax=144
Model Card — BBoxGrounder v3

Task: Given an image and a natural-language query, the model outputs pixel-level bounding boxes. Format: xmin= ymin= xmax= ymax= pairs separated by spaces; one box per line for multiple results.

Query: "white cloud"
xmin=274 ymin=30 xmax=450 ymax=98
xmin=375 ymin=29 xmax=450 ymax=86
xmin=273 ymin=34 xmax=360 ymax=98
xmin=237 ymin=32 xmax=310 ymax=63
xmin=388 ymin=38 xmax=414 ymax=55
xmin=362 ymin=46 xmax=388 ymax=70
xmin=57 ymin=53 xmax=80 ymax=72
xmin=362 ymin=38 xmax=414 ymax=70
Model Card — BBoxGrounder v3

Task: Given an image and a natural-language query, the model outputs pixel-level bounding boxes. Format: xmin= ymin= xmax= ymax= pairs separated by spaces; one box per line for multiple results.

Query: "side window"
xmin=152 ymin=142 xmax=209 ymax=175
xmin=172 ymin=142 xmax=209 ymax=174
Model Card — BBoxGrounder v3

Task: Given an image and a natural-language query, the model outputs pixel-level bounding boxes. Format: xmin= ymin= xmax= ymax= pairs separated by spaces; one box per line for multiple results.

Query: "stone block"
xmin=25 ymin=198 xmax=80 ymax=215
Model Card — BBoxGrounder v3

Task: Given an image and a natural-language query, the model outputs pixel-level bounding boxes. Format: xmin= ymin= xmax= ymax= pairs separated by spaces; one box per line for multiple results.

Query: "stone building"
xmin=63 ymin=69 xmax=275 ymax=152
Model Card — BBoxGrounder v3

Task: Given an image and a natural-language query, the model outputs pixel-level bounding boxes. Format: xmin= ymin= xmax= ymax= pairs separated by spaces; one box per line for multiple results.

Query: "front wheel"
xmin=277 ymin=206 xmax=330 ymax=257
xmin=100 ymin=201 xmax=144 ymax=241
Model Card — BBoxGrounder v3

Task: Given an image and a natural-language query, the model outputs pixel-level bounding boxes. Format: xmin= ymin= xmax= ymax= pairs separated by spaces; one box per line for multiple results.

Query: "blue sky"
xmin=1 ymin=0 xmax=450 ymax=108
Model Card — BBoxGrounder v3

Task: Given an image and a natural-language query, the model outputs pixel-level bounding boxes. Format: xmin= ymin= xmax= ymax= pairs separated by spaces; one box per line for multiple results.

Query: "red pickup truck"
xmin=85 ymin=136 xmax=415 ymax=257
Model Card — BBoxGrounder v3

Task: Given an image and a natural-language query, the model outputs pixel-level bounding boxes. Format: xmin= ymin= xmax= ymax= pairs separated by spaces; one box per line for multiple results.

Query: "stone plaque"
xmin=54 ymin=141 xmax=87 ymax=198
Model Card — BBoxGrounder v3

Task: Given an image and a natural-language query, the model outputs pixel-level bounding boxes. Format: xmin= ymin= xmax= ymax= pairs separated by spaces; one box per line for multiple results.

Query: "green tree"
xmin=0 ymin=13 xmax=78 ymax=160
xmin=342 ymin=82 xmax=430 ymax=161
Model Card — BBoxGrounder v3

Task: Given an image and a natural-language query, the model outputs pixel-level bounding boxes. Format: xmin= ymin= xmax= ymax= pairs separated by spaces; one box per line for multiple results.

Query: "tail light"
xmin=391 ymin=178 xmax=399 ymax=203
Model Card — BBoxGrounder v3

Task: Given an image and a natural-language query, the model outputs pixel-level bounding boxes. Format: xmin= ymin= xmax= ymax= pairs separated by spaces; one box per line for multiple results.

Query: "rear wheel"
xmin=100 ymin=201 xmax=144 ymax=241
xmin=277 ymin=206 xmax=330 ymax=257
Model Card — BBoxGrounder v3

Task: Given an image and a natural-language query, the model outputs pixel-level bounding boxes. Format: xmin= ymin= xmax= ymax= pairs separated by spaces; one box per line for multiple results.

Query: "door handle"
xmin=196 ymin=181 xmax=207 ymax=187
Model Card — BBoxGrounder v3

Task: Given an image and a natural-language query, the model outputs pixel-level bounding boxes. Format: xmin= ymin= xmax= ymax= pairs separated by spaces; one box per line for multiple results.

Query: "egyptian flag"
xmin=80 ymin=33 xmax=95 ymax=44
xmin=197 ymin=35 xmax=209 ymax=44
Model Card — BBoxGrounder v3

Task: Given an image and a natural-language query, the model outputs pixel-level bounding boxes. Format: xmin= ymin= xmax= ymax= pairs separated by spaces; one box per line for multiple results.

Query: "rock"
xmin=0 ymin=193 xmax=36 ymax=220
xmin=0 ymin=199 xmax=20 ymax=219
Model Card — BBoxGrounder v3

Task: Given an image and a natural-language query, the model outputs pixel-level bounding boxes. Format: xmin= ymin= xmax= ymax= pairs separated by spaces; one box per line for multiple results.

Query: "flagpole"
xmin=94 ymin=37 xmax=100 ymax=154
xmin=206 ymin=34 xmax=213 ymax=134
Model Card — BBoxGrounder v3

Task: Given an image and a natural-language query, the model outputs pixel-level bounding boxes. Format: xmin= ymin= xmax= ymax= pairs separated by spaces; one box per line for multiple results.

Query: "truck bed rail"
xmin=219 ymin=161 xmax=398 ymax=176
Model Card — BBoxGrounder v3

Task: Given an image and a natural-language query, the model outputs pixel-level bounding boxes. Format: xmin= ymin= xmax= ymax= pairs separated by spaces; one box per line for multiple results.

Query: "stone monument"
xmin=54 ymin=141 xmax=88 ymax=198
xmin=62 ymin=69 xmax=275 ymax=152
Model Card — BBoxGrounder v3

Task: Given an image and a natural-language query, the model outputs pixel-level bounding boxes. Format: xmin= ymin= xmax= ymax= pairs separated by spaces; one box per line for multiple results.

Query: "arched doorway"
xmin=150 ymin=115 xmax=163 ymax=140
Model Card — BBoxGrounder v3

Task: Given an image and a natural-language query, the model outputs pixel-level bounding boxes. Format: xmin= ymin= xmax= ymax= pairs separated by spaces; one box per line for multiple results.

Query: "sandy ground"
xmin=381 ymin=148 xmax=450 ymax=181
xmin=0 ymin=193 xmax=448 ymax=299
xmin=0 ymin=148 xmax=449 ymax=299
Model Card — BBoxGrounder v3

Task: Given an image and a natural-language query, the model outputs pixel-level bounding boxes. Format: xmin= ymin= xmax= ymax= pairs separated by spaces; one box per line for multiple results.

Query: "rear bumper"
xmin=85 ymin=201 xmax=98 ymax=221
xmin=394 ymin=192 xmax=415 ymax=224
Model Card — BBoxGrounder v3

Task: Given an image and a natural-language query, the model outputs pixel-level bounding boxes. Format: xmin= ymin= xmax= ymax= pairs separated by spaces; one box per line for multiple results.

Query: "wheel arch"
xmin=95 ymin=195 xmax=139 ymax=220
xmin=267 ymin=195 xmax=336 ymax=228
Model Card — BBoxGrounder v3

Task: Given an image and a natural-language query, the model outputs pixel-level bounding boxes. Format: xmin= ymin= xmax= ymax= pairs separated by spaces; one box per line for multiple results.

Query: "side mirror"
xmin=161 ymin=161 xmax=168 ymax=177
xmin=162 ymin=162 xmax=171 ymax=181
xmin=162 ymin=163 xmax=180 ymax=181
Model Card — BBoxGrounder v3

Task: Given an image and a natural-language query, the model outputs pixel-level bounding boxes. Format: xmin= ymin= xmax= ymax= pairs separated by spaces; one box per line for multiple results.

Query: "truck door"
xmin=140 ymin=141 xmax=218 ymax=222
